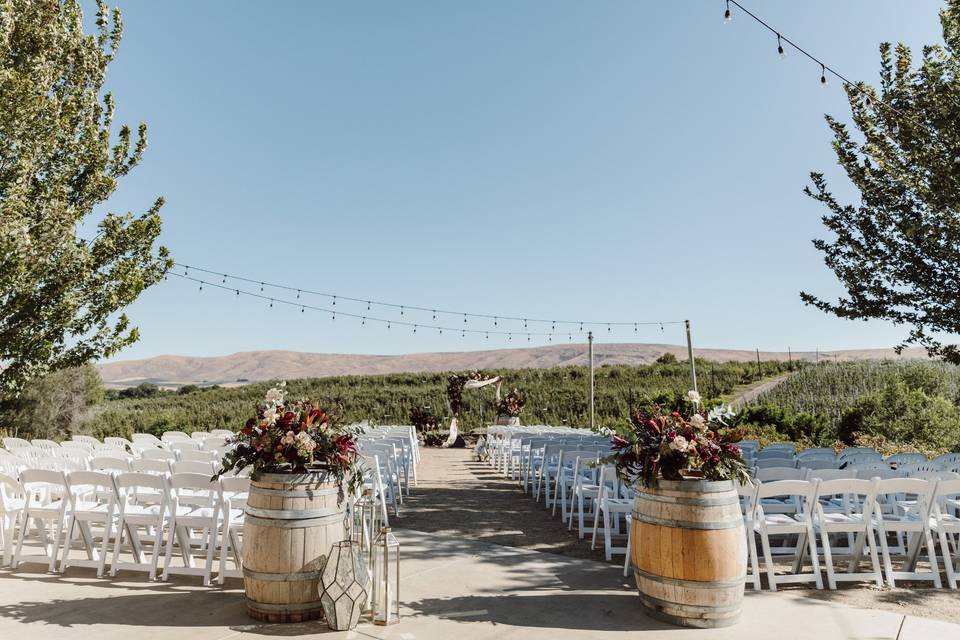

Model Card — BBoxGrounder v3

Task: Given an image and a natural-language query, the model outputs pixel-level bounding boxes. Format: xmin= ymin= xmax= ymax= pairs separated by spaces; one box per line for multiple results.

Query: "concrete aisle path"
xmin=1 ymin=529 xmax=958 ymax=640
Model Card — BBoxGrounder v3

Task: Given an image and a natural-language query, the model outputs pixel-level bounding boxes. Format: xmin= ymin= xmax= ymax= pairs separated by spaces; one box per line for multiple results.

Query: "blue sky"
xmin=97 ymin=0 xmax=949 ymax=360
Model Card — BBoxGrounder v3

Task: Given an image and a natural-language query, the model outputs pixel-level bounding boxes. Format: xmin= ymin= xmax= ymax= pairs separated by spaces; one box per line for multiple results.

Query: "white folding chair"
xmin=812 ymin=478 xmax=883 ymax=589
xmin=569 ymin=455 xmax=601 ymax=535
xmin=59 ymin=471 xmax=119 ymax=576
xmin=163 ymin=473 xmax=223 ymax=585
xmin=930 ymin=477 xmax=960 ymax=589
xmin=737 ymin=481 xmax=762 ymax=591
xmin=0 ymin=473 xmax=27 ymax=567
xmin=171 ymin=460 xmax=215 ymax=475
xmin=12 ymin=469 xmax=70 ymax=572
xmin=131 ymin=458 xmax=173 ymax=475
xmin=170 ymin=440 xmax=201 ymax=454
xmin=177 ymin=450 xmax=214 ymax=463
xmin=30 ymin=439 xmax=60 ymax=451
xmin=2 ymin=437 xmax=32 ymax=450
xmin=60 ymin=441 xmax=95 ymax=454
xmin=886 ymin=453 xmax=928 ymax=467
xmin=872 ymin=477 xmax=941 ymax=587
xmin=190 ymin=431 xmax=212 ymax=442
xmin=104 ymin=437 xmax=133 ymax=451
xmin=755 ymin=458 xmax=798 ymax=470
xmin=755 ymin=467 xmax=807 ymax=483
xmin=111 ymin=472 xmax=171 ymax=580
xmin=217 ymin=476 xmax=249 ymax=583
xmin=161 ymin=431 xmax=191 ymax=443
xmin=90 ymin=456 xmax=131 ymax=473
xmin=753 ymin=479 xmax=823 ymax=591
xmin=589 ymin=465 xmax=632 ymax=560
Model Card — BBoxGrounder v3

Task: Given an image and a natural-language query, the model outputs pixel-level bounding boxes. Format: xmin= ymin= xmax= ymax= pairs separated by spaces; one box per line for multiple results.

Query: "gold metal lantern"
xmin=371 ymin=526 xmax=400 ymax=626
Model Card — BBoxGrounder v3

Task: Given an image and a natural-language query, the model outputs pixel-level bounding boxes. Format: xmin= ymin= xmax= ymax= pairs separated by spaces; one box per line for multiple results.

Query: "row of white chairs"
xmin=739 ymin=441 xmax=960 ymax=470
xmin=0 ymin=469 xmax=247 ymax=585
xmin=739 ymin=476 xmax=960 ymax=591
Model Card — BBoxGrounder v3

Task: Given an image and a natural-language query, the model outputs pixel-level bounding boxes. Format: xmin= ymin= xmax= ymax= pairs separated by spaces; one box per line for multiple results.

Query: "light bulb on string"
xmin=634 ymin=323 xmax=638 ymax=333
xmin=387 ymin=321 xmax=391 ymax=329
xmin=660 ymin=323 xmax=664 ymax=332
xmin=199 ymin=282 xmax=203 ymax=291
xmin=723 ymin=0 xmax=731 ymax=23
xmin=439 ymin=328 xmax=443 ymax=335
xmin=494 ymin=316 xmax=498 ymax=327
xmin=485 ymin=332 xmax=489 ymax=340
xmin=432 ymin=310 xmax=436 ymax=320
xmin=461 ymin=329 xmax=465 ymax=338
xmin=568 ymin=333 xmax=572 ymax=341
xmin=607 ymin=323 xmax=611 ymax=332
xmin=221 ymin=274 xmax=226 ymax=283
xmin=820 ymin=64 xmax=827 ymax=85
xmin=551 ymin=321 xmax=556 ymax=331
xmin=463 ymin=314 xmax=467 ymax=324
xmin=333 ymin=296 xmax=337 ymax=306
xmin=367 ymin=301 xmax=371 ymax=311
xmin=413 ymin=325 xmax=417 ymax=334
xmin=509 ymin=333 xmax=512 ymax=341
xmin=777 ymin=34 xmax=785 ymax=59
xmin=579 ymin=322 xmax=583 ymax=332
xmin=332 ymin=311 xmax=336 ymax=321
xmin=400 ymin=306 xmax=404 ymax=316
xmin=269 ymin=299 xmax=274 ymax=308
xmin=527 ymin=335 xmax=530 ymax=342
xmin=296 ymin=289 xmax=301 ymax=299
xmin=260 ymin=282 xmax=264 ymax=292
xmin=301 ymin=306 xmax=305 ymax=313
xmin=235 ymin=289 xmax=239 ymax=296
xmin=362 ymin=317 xmax=366 ymax=325
xmin=523 ymin=319 xmax=527 ymax=329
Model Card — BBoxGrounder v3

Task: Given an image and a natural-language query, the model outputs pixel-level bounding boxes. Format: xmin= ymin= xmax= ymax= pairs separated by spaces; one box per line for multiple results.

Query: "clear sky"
xmin=96 ymin=0 xmax=950 ymax=360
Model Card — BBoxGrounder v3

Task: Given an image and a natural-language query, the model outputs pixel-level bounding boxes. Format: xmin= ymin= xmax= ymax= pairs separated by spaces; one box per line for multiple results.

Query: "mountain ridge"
xmin=97 ymin=344 xmax=930 ymax=388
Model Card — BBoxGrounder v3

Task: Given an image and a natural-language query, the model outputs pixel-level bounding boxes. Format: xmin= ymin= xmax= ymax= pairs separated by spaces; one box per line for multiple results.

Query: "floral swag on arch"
xmin=445 ymin=370 xmax=503 ymax=447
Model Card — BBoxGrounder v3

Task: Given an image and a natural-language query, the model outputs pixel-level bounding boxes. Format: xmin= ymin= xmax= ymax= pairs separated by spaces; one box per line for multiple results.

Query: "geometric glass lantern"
xmin=371 ymin=526 xmax=400 ymax=626
xmin=319 ymin=540 xmax=369 ymax=631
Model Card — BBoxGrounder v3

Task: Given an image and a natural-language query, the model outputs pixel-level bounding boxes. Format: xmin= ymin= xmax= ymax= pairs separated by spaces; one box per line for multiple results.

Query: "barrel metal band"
xmin=634 ymin=567 xmax=746 ymax=590
xmin=636 ymin=493 xmax=738 ymax=508
xmin=248 ymin=486 xmax=336 ymax=498
xmin=246 ymin=599 xmax=323 ymax=613
xmin=639 ymin=593 xmax=743 ymax=615
xmin=631 ymin=511 xmax=741 ymax=530
xmin=243 ymin=567 xmax=322 ymax=582
xmin=244 ymin=506 xmax=342 ymax=520
xmin=244 ymin=513 xmax=345 ymax=528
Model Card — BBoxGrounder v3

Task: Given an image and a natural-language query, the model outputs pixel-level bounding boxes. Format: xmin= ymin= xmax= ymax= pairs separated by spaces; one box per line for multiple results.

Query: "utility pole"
xmin=588 ymin=331 xmax=595 ymax=430
xmin=756 ymin=348 xmax=762 ymax=377
xmin=685 ymin=320 xmax=698 ymax=394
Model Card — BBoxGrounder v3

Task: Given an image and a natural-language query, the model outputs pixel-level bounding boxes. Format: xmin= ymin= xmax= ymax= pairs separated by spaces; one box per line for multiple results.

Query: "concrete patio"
xmin=1 ymin=529 xmax=958 ymax=640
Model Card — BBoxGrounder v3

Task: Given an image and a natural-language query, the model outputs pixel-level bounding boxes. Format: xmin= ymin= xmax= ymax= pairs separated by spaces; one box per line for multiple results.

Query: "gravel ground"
xmin=396 ymin=447 xmax=960 ymax=625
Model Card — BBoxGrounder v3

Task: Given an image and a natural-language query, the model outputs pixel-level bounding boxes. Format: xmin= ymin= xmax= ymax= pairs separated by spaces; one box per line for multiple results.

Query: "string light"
xmin=167 ymin=271 xmax=684 ymax=342
xmin=777 ymin=33 xmax=784 ymax=59
xmin=820 ymin=63 xmax=827 ymax=86
xmin=172 ymin=263 xmax=681 ymax=331
xmin=723 ymin=0 xmax=731 ymax=23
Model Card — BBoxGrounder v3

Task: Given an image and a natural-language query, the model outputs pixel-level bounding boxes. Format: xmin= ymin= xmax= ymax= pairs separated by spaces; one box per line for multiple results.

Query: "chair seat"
xmin=757 ymin=513 xmax=806 ymax=527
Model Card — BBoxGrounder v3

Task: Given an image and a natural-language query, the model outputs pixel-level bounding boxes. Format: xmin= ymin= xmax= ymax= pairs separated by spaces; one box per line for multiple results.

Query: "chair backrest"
xmin=933 ymin=478 xmax=960 ymax=514
xmin=932 ymin=452 xmax=960 ymax=466
xmin=761 ymin=443 xmax=796 ymax=453
xmin=171 ymin=460 xmax=214 ymax=475
xmin=71 ymin=435 xmax=101 ymax=447
xmin=755 ymin=467 xmax=807 ymax=482
xmin=115 ymin=471 xmax=169 ymax=508
xmin=190 ymin=431 xmax=212 ymax=441
xmin=875 ymin=477 xmax=937 ymax=517
xmin=200 ymin=436 xmax=229 ymax=450
xmin=806 ymin=468 xmax=856 ymax=480
xmin=816 ymin=477 xmax=877 ymax=514
xmin=168 ymin=472 xmax=221 ymax=508
xmin=90 ymin=456 xmax=131 ymax=472
xmin=131 ymin=433 xmax=162 ymax=444
xmin=0 ymin=472 xmax=25 ymax=509
xmin=141 ymin=449 xmax=177 ymax=462
xmin=161 ymin=431 xmax=191 ymax=442
xmin=177 ymin=449 xmax=214 ymax=463
xmin=798 ymin=459 xmax=837 ymax=471
xmin=856 ymin=468 xmax=902 ymax=480
xmin=913 ymin=471 xmax=960 ymax=481
xmin=886 ymin=452 xmax=928 ymax=466
xmin=61 ymin=441 xmax=95 ymax=453
xmin=93 ymin=446 xmax=131 ymax=460
xmin=19 ymin=468 xmax=68 ymax=493
xmin=849 ymin=461 xmax=888 ymax=471
xmin=209 ymin=429 xmax=234 ymax=438
xmin=104 ymin=437 xmax=133 ymax=450
xmin=756 ymin=449 xmax=795 ymax=461
xmin=131 ymin=458 xmax=172 ymax=475
xmin=31 ymin=439 xmax=60 ymax=450
xmin=898 ymin=462 xmax=944 ymax=476
xmin=755 ymin=479 xmax=818 ymax=509
xmin=2 ymin=437 xmax=32 ymax=450
xmin=169 ymin=440 xmax=201 ymax=452
xmin=66 ymin=470 xmax=118 ymax=504
xmin=755 ymin=458 xmax=797 ymax=469
xmin=797 ymin=448 xmax=835 ymax=459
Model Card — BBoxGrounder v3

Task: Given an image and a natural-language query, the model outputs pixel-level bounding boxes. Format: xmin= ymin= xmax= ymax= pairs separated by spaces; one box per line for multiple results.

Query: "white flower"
xmin=689 ymin=414 xmax=706 ymax=430
xmin=262 ymin=406 xmax=278 ymax=425
xmin=296 ymin=431 xmax=317 ymax=452
xmin=264 ymin=387 xmax=285 ymax=405
xmin=708 ymin=404 xmax=737 ymax=426
xmin=669 ymin=436 xmax=690 ymax=452
xmin=687 ymin=390 xmax=702 ymax=405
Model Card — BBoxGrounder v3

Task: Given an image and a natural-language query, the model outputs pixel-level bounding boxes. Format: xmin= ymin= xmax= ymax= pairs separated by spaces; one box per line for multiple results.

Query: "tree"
xmin=0 ymin=0 xmax=171 ymax=396
xmin=0 ymin=363 xmax=104 ymax=439
xmin=802 ymin=1 xmax=960 ymax=362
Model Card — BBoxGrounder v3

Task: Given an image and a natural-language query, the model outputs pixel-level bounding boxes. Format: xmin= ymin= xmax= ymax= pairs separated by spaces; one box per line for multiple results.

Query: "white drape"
xmin=444 ymin=376 xmax=502 ymax=447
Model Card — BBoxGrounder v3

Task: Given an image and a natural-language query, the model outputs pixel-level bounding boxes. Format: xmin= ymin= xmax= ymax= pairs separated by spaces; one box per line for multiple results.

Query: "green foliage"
xmin=0 ymin=363 xmax=104 ymax=439
xmin=752 ymin=360 xmax=960 ymax=452
xmin=838 ymin=380 xmax=960 ymax=452
xmin=802 ymin=1 xmax=960 ymax=362
xmin=0 ymin=0 xmax=171 ymax=396
xmin=655 ymin=353 xmax=678 ymax=365
xmin=86 ymin=361 xmax=794 ymax=439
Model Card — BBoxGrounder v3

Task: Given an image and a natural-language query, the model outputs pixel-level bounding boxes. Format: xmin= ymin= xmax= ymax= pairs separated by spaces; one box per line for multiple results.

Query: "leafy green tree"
xmin=0 ymin=0 xmax=171 ymax=396
xmin=0 ymin=363 xmax=104 ymax=439
xmin=802 ymin=1 xmax=960 ymax=362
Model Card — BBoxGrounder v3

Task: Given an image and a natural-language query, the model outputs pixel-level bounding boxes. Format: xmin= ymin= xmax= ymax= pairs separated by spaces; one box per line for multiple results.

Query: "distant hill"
xmin=97 ymin=343 xmax=931 ymax=389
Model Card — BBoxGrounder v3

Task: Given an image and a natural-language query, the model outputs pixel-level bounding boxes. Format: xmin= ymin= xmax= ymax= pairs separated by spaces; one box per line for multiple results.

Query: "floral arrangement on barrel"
xmin=607 ymin=394 xmax=750 ymax=488
xmin=496 ymin=389 xmax=527 ymax=417
xmin=215 ymin=382 xmax=364 ymax=496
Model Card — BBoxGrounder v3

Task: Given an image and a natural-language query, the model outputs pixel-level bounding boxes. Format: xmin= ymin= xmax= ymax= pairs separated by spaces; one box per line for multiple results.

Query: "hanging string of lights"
xmin=171 ymin=262 xmax=684 ymax=333
xmin=168 ymin=270 xmax=682 ymax=343
xmin=722 ymin=0 xmax=960 ymax=189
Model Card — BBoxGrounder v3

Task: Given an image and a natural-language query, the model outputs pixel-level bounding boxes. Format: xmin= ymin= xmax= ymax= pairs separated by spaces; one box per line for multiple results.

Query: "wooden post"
xmin=685 ymin=320 xmax=698 ymax=394
xmin=588 ymin=331 xmax=595 ymax=430
xmin=756 ymin=348 xmax=762 ymax=377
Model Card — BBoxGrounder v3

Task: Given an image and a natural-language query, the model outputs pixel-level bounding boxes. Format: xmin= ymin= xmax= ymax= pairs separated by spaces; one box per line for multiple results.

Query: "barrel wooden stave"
xmin=631 ymin=479 xmax=746 ymax=629
xmin=242 ymin=472 xmax=345 ymax=623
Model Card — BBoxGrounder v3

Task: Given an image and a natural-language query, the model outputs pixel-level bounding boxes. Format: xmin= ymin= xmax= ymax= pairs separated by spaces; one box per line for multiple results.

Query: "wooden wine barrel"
xmin=242 ymin=472 xmax=347 ymax=623
xmin=630 ymin=479 xmax=746 ymax=629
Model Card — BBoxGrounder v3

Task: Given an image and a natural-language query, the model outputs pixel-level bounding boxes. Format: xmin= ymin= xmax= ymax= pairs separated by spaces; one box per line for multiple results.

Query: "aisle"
xmin=396 ymin=447 xmax=608 ymax=561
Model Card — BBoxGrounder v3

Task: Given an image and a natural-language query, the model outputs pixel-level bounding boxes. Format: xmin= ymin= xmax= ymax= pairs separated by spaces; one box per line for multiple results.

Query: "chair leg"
xmin=939 ymin=528 xmax=958 ymax=589
xmin=746 ymin=526 xmax=761 ymax=591
xmin=820 ymin=528 xmax=836 ymax=590
xmin=877 ymin=525 xmax=896 ymax=587
xmin=603 ymin=509 xmax=613 ymax=562
xmin=759 ymin=529 xmax=777 ymax=592
xmin=806 ymin=523 xmax=823 ymax=590
xmin=865 ymin=528 xmax=884 ymax=588
xmin=924 ymin=529 xmax=942 ymax=588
